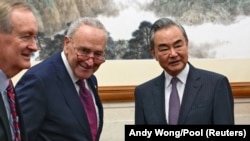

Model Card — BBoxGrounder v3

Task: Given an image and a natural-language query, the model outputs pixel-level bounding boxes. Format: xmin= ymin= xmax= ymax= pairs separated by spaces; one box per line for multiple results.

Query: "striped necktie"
xmin=7 ymin=80 xmax=21 ymax=141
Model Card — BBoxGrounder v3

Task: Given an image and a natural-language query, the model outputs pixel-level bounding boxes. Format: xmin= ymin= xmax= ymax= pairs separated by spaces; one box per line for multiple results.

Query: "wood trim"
xmin=230 ymin=82 xmax=250 ymax=98
xmin=98 ymin=82 xmax=250 ymax=102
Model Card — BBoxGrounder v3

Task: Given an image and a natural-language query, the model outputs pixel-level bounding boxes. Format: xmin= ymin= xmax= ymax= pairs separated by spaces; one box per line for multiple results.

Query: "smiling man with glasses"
xmin=15 ymin=17 xmax=108 ymax=141
xmin=69 ymin=37 xmax=106 ymax=64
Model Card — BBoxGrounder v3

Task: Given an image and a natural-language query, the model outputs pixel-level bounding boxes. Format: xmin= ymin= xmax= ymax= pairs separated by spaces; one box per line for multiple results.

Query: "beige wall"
xmin=13 ymin=58 xmax=250 ymax=85
xmin=13 ymin=59 xmax=250 ymax=141
xmin=94 ymin=58 xmax=250 ymax=86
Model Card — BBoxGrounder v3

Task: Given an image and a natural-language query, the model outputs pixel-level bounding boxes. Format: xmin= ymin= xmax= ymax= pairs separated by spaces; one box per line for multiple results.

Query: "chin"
xmin=21 ymin=63 xmax=31 ymax=69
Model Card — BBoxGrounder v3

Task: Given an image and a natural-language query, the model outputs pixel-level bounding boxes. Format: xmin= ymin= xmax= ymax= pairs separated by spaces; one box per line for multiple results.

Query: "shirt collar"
xmin=0 ymin=69 xmax=9 ymax=93
xmin=164 ymin=63 xmax=190 ymax=87
xmin=61 ymin=51 xmax=79 ymax=83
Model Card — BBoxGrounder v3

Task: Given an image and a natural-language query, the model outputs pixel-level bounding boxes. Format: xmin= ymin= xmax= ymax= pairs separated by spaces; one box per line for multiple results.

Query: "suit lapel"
xmin=52 ymin=54 xmax=90 ymax=133
xmin=178 ymin=64 xmax=201 ymax=124
xmin=0 ymin=94 xmax=12 ymax=141
xmin=86 ymin=78 xmax=103 ymax=134
xmin=152 ymin=72 xmax=167 ymax=123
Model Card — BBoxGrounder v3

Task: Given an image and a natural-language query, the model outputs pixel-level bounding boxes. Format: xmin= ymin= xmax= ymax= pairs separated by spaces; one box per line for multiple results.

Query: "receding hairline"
xmin=66 ymin=17 xmax=108 ymax=38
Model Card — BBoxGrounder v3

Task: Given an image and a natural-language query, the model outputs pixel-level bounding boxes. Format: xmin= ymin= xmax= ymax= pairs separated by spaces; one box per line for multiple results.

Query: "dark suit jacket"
xmin=0 ymin=89 xmax=27 ymax=141
xmin=15 ymin=52 xmax=104 ymax=141
xmin=134 ymin=63 xmax=234 ymax=125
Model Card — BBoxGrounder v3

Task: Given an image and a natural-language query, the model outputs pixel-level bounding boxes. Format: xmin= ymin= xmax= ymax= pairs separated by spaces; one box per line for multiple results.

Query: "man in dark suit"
xmin=134 ymin=18 xmax=234 ymax=125
xmin=15 ymin=17 xmax=107 ymax=141
xmin=0 ymin=1 xmax=38 ymax=141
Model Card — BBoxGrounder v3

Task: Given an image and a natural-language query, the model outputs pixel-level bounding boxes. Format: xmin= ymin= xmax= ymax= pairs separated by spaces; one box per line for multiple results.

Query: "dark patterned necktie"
xmin=7 ymin=80 xmax=21 ymax=141
xmin=169 ymin=77 xmax=180 ymax=125
xmin=77 ymin=80 xmax=97 ymax=141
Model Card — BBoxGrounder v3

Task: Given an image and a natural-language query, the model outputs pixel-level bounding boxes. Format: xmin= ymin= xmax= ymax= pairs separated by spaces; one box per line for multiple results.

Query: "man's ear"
xmin=151 ymin=48 xmax=158 ymax=61
xmin=64 ymin=36 xmax=70 ymax=45
xmin=63 ymin=36 xmax=71 ymax=53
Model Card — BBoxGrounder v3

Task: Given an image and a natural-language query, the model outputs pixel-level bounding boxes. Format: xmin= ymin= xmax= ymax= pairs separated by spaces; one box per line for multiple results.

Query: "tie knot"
xmin=76 ymin=80 xmax=85 ymax=88
xmin=7 ymin=80 xmax=14 ymax=91
xmin=171 ymin=77 xmax=178 ymax=86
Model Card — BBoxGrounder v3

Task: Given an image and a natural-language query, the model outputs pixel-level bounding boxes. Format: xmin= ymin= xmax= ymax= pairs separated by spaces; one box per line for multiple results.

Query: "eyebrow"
xmin=174 ymin=39 xmax=184 ymax=45
xmin=78 ymin=46 xmax=104 ymax=53
xmin=157 ymin=39 xmax=183 ymax=48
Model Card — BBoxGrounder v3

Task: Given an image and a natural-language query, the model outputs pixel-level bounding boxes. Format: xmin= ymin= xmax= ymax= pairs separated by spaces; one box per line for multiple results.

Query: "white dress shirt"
xmin=164 ymin=64 xmax=190 ymax=122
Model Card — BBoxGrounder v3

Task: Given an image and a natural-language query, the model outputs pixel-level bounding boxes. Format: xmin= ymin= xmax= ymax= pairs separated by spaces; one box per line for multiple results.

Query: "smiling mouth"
xmin=169 ymin=60 xmax=179 ymax=65
xmin=79 ymin=62 xmax=91 ymax=71
xmin=22 ymin=53 xmax=31 ymax=59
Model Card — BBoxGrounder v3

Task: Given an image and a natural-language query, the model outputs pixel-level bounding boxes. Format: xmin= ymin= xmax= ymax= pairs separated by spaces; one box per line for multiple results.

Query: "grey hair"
xmin=149 ymin=18 xmax=188 ymax=49
xmin=0 ymin=1 xmax=36 ymax=33
xmin=66 ymin=17 xmax=108 ymax=38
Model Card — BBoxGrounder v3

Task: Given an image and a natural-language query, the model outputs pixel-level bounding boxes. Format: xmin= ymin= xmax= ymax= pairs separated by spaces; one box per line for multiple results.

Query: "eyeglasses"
xmin=69 ymin=38 xmax=105 ymax=63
